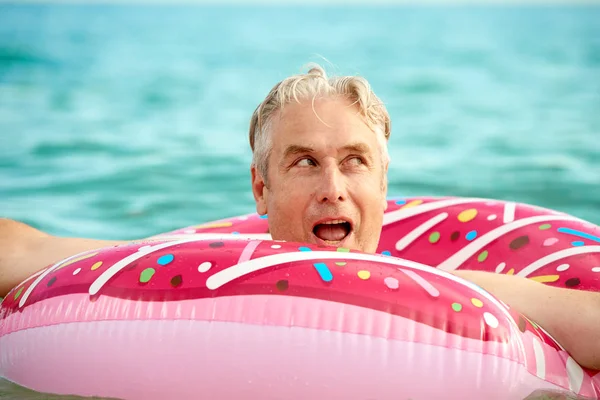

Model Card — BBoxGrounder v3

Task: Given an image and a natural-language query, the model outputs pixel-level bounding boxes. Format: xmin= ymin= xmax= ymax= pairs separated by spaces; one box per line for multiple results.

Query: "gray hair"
xmin=248 ymin=64 xmax=391 ymax=184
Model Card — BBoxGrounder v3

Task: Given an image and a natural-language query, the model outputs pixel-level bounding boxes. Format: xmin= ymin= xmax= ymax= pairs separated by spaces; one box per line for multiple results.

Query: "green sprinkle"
xmin=336 ymin=247 xmax=350 ymax=252
xmin=139 ymin=268 xmax=156 ymax=283
xmin=478 ymin=250 xmax=489 ymax=262
xmin=429 ymin=231 xmax=441 ymax=243
xmin=14 ymin=287 xmax=23 ymax=300
xmin=335 ymin=262 xmax=346 ymax=266
xmin=451 ymin=303 xmax=462 ymax=312
xmin=539 ymin=224 xmax=552 ymax=230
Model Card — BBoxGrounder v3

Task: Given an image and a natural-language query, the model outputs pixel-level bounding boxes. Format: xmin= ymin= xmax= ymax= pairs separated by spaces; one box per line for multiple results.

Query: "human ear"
xmin=251 ymin=165 xmax=268 ymax=215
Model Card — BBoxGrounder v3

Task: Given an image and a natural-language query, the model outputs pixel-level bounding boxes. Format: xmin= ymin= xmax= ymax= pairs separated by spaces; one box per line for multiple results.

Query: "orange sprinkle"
xmin=506 ymin=268 xmax=515 ymax=275
xmin=529 ymin=275 xmax=560 ymax=283
xmin=193 ymin=222 xmax=233 ymax=229
xmin=91 ymin=261 xmax=103 ymax=271
xmin=401 ymin=199 xmax=424 ymax=209
xmin=357 ymin=270 xmax=371 ymax=280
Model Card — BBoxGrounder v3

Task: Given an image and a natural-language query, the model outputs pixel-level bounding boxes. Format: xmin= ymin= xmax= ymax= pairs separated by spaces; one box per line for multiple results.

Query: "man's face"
xmin=251 ymin=96 xmax=389 ymax=254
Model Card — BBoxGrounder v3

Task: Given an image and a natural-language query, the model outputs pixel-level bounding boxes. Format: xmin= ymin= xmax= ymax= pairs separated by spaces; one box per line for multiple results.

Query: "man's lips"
xmin=312 ymin=218 xmax=353 ymax=244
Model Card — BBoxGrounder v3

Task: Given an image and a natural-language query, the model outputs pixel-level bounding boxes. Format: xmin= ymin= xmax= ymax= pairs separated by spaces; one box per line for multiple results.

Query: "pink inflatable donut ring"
xmin=0 ymin=196 xmax=598 ymax=400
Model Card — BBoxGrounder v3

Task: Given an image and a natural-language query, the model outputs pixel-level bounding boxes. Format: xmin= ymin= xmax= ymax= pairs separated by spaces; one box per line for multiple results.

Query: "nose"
xmin=316 ymin=163 xmax=346 ymax=204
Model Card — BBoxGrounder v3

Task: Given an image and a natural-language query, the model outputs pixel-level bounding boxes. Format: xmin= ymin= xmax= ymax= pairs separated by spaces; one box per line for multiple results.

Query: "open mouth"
xmin=312 ymin=219 xmax=352 ymax=244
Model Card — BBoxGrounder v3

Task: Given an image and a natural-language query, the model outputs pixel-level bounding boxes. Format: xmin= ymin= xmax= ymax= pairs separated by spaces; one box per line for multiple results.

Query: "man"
xmin=1 ymin=64 xmax=599 ymax=370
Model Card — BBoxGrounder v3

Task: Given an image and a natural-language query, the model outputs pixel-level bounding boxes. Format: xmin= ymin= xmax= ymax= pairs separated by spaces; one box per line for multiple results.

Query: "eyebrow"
xmin=282 ymin=142 xmax=372 ymax=160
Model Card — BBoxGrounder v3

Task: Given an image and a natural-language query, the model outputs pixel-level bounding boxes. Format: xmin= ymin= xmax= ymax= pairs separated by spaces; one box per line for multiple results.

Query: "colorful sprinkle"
xmin=477 ymin=250 xmax=489 ymax=262
xmin=450 ymin=231 xmax=460 ymax=242
xmin=381 ymin=250 xmax=391 ymax=256
xmin=194 ymin=222 xmax=233 ymax=229
xmin=466 ymin=230 xmax=477 ymax=241
xmin=495 ymin=262 xmax=506 ymax=273
xmin=298 ymin=247 xmax=312 ymax=252
xmin=592 ymin=267 xmax=600 ymax=273
xmin=394 ymin=199 xmax=407 ymax=205
xmin=539 ymin=224 xmax=552 ymax=230
xmin=139 ymin=268 xmax=155 ymax=283
xmin=565 ymin=278 xmax=581 ymax=287
xmin=506 ymin=268 xmax=515 ymax=275
xmin=543 ymin=238 xmax=559 ymax=247
xmin=259 ymin=214 xmax=268 ymax=219
xmin=384 ymin=277 xmax=399 ymax=289
xmin=14 ymin=287 xmax=23 ymax=300
xmin=73 ymin=268 xmax=81 ymax=275
xmin=357 ymin=270 xmax=371 ymax=280
xmin=451 ymin=303 xmax=462 ymax=312
xmin=429 ymin=232 xmax=441 ymax=243
xmin=232 ymin=231 xmax=240 ymax=235
xmin=471 ymin=298 xmax=483 ymax=308
xmin=572 ymin=241 xmax=585 ymax=247
xmin=556 ymin=264 xmax=570 ymax=272
xmin=276 ymin=280 xmax=289 ymax=291
xmin=457 ymin=208 xmax=478 ymax=222
xmin=271 ymin=244 xmax=282 ymax=249
xmin=337 ymin=247 xmax=350 ymax=252
xmin=509 ymin=235 xmax=529 ymax=250
xmin=402 ymin=199 xmax=423 ymax=209
xmin=209 ymin=242 xmax=225 ymax=248
xmin=487 ymin=214 xmax=497 ymax=221
xmin=313 ymin=263 xmax=333 ymax=282
xmin=47 ymin=277 xmax=57 ymax=287
xmin=157 ymin=254 xmax=174 ymax=265
xmin=335 ymin=262 xmax=346 ymax=266
xmin=483 ymin=312 xmax=499 ymax=328
xmin=557 ymin=227 xmax=600 ymax=243
xmin=198 ymin=262 xmax=212 ymax=273
xmin=170 ymin=275 xmax=182 ymax=288
xmin=529 ymin=275 xmax=560 ymax=283
xmin=91 ymin=261 xmax=103 ymax=271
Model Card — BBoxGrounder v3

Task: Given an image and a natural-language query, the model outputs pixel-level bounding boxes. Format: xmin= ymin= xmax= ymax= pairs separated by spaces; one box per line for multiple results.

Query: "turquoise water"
xmin=1 ymin=4 xmax=599 ymax=241
xmin=0 ymin=3 xmax=599 ymax=399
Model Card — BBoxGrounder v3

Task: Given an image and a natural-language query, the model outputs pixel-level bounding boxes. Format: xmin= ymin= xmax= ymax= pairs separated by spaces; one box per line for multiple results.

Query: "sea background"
xmin=0 ymin=1 xmax=599 ymax=398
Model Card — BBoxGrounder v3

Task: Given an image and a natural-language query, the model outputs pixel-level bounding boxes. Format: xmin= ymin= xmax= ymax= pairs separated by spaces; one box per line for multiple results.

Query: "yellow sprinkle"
xmin=457 ymin=208 xmax=478 ymax=223
xmin=529 ymin=275 xmax=560 ymax=283
xmin=91 ymin=261 xmax=103 ymax=271
xmin=401 ymin=199 xmax=424 ymax=209
xmin=506 ymin=268 xmax=515 ymax=275
xmin=56 ymin=252 xmax=99 ymax=270
xmin=193 ymin=222 xmax=233 ymax=229
xmin=471 ymin=298 xmax=483 ymax=308
xmin=357 ymin=270 xmax=371 ymax=280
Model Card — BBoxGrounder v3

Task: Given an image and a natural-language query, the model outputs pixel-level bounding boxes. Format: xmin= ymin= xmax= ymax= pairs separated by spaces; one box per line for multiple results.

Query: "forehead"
xmin=269 ymin=97 xmax=379 ymax=153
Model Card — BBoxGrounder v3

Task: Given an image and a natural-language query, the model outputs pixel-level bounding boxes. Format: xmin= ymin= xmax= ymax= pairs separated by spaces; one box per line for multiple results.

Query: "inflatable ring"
xmin=1 ymin=196 xmax=599 ymax=399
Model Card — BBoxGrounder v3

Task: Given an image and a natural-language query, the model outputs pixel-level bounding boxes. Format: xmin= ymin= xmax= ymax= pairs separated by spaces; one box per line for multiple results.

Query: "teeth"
xmin=321 ymin=220 xmax=347 ymax=225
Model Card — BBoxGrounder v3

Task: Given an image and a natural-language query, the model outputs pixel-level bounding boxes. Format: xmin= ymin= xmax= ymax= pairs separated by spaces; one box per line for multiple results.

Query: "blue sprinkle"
xmin=299 ymin=246 xmax=312 ymax=252
xmin=572 ymin=241 xmax=585 ymax=247
xmin=157 ymin=254 xmax=174 ymax=266
xmin=558 ymin=227 xmax=600 ymax=243
xmin=232 ymin=231 xmax=240 ymax=235
xmin=313 ymin=263 xmax=333 ymax=282
xmin=394 ymin=199 xmax=407 ymax=205
xmin=466 ymin=230 xmax=478 ymax=241
xmin=259 ymin=214 xmax=268 ymax=219
xmin=382 ymin=250 xmax=391 ymax=256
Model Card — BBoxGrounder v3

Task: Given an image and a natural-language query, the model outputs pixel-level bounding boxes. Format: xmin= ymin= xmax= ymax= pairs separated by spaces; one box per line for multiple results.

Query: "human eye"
xmin=346 ymin=156 xmax=366 ymax=167
xmin=295 ymin=157 xmax=316 ymax=167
